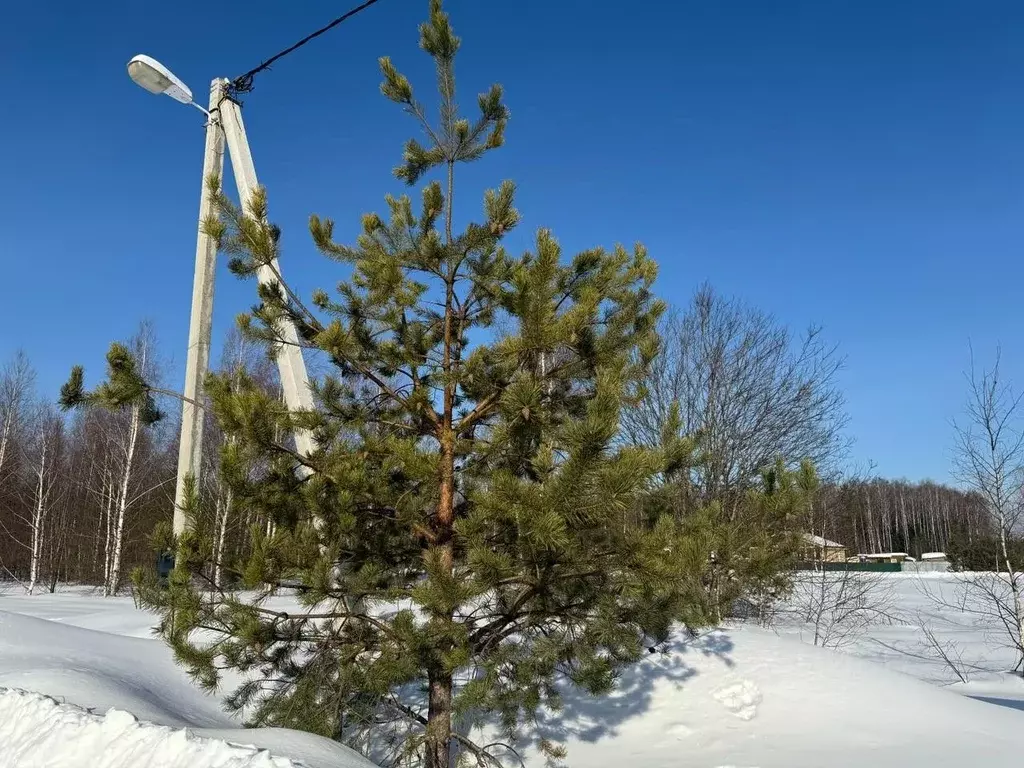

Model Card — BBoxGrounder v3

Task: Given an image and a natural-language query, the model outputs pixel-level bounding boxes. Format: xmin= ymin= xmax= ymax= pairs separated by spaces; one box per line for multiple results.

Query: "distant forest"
xmin=815 ymin=479 xmax=987 ymax=557
xmin=0 ymin=286 xmax=998 ymax=592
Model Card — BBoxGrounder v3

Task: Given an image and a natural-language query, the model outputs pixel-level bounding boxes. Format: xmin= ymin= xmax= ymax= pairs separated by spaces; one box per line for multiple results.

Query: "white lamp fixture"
xmin=127 ymin=54 xmax=208 ymax=113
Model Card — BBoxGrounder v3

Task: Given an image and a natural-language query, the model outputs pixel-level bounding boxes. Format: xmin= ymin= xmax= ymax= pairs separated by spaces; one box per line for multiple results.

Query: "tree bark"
xmin=426 ymin=668 xmax=454 ymax=768
xmin=424 ymin=158 xmax=459 ymax=768
xmin=107 ymin=403 xmax=140 ymax=596
xmin=0 ymin=412 xmax=12 ymax=483
xmin=214 ymin=486 xmax=232 ymax=588
xmin=103 ymin=466 xmax=114 ymax=588
xmin=28 ymin=436 xmax=47 ymax=596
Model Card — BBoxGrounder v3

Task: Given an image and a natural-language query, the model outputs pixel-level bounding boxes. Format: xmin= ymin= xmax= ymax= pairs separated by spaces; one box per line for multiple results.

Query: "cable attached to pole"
xmin=228 ymin=0 xmax=384 ymax=97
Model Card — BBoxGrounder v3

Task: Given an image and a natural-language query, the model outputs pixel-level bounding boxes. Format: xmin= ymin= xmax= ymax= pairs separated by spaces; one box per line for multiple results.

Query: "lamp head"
xmin=127 ymin=55 xmax=193 ymax=105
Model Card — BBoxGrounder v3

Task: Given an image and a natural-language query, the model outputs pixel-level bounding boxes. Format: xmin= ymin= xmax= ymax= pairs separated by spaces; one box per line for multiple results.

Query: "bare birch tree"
xmin=0 ymin=323 xmax=179 ymax=588
xmin=103 ymin=322 xmax=167 ymax=595
xmin=624 ymin=285 xmax=849 ymax=514
xmin=0 ymin=351 xmax=35 ymax=489
xmin=951 ymin=346 xmax=1024 ymax=672
xmin=24 ymin=408 xmax=66 ymax=595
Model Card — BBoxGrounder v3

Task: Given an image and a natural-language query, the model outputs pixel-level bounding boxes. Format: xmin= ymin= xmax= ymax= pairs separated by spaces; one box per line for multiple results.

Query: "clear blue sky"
xmin=1 ymin=1 xmax=1021 ymax=483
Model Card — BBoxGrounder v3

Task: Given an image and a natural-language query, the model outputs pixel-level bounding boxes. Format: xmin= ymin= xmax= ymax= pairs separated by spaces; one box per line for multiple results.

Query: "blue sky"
xmin=1 ymin=1 xmax=1021 ymax=483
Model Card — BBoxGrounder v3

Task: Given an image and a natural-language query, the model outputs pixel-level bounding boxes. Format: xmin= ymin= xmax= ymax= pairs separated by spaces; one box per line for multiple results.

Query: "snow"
xmin=2 ymin=577 xmax=1024 ymax=767
xmin=476 ymin=623 xmax=1024 ymax=768
xmin=921 ymin=552 xmax=948 ymax=561
xmin=0 ymin=587 xmax=375 ymax=768
xmin=778 ymin=572 xmax=1024 ymax=690
xmin=0 ymin=689 xmax=296 ymax=768
xmin=859 ymin=552 xmax=910 ymax=559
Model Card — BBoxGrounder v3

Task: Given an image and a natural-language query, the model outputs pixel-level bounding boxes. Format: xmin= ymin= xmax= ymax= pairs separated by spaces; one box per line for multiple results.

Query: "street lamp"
xmin=127 ymin=55 xmax=209 ymax=114
xmin=127 ymin=55 xmax=225 ymax=538
xmin=126 ymin=55 xmax=314 ymax=539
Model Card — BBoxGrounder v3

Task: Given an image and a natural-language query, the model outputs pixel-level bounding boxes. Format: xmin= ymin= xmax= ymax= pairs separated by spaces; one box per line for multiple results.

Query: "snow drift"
xmin=0 ymin=689 xmax=299 ymax=768
xmin=487 ymin=625 xmax=1024 ymax=768
xmin=0 ymin=603 xmax=375 ymax=768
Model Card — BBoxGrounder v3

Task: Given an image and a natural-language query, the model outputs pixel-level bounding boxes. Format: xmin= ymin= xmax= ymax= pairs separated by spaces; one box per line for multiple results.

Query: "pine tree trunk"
xmin=424 ymin=161 xmax=458 ymax=768
xmin=426 ymin=669 xmax=454 ymax=768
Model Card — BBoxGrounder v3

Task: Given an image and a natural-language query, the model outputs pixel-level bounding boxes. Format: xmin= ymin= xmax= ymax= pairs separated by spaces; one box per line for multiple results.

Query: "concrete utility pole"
xmin=126 ymin=58 xmax=314 ymax=537
xmin=172 ymin=80 xmax=226 ymax=536
xmin=219 ymin=96 xmax=316 ymax=459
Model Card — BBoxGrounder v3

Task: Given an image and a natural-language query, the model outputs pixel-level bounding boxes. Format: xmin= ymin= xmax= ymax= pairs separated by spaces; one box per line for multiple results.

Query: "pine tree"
xmin=642 ymin=403 xmax=811 ymax=623
xmin=125 ymin=3 xmax=723 ymax=765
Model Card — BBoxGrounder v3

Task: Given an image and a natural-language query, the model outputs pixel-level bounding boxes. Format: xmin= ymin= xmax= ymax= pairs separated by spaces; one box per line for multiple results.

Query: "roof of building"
xmin=859 ymin=552 xmax=910 ymax=560
xmin=802 ymin=533 xmax=845 ymax=549
xmin=921 ymin=552 xmax=947 ymax=561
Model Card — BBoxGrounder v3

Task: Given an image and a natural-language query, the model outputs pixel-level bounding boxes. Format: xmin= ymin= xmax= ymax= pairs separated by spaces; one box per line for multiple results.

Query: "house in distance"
xmin=801 ymin=533 xmax=847 ymax=563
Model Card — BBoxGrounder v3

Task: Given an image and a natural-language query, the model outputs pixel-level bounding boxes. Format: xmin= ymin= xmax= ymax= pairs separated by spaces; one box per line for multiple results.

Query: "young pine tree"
xmin=133 ymin=3 xmax=712 ymax=766
xmin=642 ymin=403 xmax=811 ymax=623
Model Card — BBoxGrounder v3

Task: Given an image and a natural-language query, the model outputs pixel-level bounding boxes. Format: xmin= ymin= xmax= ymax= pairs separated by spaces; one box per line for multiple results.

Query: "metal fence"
xmin=795 ymin=561 xmax=902 ymax=573
xmin=795 ymin=561 xmax=949 ymax=573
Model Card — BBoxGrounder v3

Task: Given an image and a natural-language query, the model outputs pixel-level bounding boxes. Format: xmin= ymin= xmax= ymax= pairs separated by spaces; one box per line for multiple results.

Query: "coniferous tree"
xmin=642 ymin=404 xmax=810 ymax=623
xmin=128 ymin=3 xmax=719 ymax=765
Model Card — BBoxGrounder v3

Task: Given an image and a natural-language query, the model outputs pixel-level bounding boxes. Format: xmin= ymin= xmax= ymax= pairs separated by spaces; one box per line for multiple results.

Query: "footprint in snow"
xmin=711 ymin=679 xmax=762 ymax=721
xmin=664 ymin=721 xmax=694 ymax=740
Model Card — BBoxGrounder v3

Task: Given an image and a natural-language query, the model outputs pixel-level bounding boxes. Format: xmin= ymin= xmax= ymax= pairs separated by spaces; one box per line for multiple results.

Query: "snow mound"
xmin=0 ymin=606 xmax=374 ymax=768
xmin=495 ymin=626 xmax=1024 ymax=768
xmin=0 ymin=609 xmax=230 ymax=728
xmin=0 ymin=688 xmax=300 ymax=768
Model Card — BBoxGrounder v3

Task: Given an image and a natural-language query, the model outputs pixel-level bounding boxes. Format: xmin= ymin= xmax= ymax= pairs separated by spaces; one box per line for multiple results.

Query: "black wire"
xmin=229 ymin=0 xmax=384 ymax=96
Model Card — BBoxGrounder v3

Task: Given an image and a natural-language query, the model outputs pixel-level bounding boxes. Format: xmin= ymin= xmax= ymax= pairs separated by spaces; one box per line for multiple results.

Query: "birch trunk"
xmin=103 ymin=466 xmax=114 ymax=587
xmin=213 ymin=486 xmax=232 ymax=588
xmin=997 ymin=514 xmax=1024 ymax=670
xmin=106 ymin=402 xmax=141 ymax=596
xmin=28 ymin=437 xmax=47 ymax=596
xmin=0 ymin=412 xmax=12 ymax=482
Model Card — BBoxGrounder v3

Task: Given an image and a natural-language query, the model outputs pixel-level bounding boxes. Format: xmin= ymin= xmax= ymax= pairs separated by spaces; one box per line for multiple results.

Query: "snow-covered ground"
xmin=775 ymin=571 xmax=1024 ymax=697
xmin=0 ymin=587 xmax=374 ymax=768
xmin=483 ymin=624 xmax=1024 ymax=768
xmin=0 ymin=689 xmax=304 ymax=768
xmin=1 ymin=575 xmax=1023 ymax=767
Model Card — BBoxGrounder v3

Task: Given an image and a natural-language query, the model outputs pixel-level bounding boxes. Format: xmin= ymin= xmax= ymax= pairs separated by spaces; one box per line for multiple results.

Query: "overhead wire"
xmin=228 ymin=0 xmax=384 ymax=97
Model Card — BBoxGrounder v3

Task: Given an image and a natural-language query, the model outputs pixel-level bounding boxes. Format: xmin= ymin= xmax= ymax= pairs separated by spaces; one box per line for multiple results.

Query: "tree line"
xmin=1 ymin=285 xmax=989 ymax=599
xmin=0 ymin=324 xmax=286 ymax=595
xmin=816 ymin=478 xmax=989 ymax=558
xmin=1 ymin=322 xmax=986 ymax=595
xmin=0 ymin=328 xmax=172 ymax=594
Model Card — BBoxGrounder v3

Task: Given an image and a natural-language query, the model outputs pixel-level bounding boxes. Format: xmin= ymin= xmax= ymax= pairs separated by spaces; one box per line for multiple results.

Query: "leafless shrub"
xmin=919 ymin=619 xmax=971 ymax=684
xmin=781 ymin=567 xmax=900 ymax=649
xmin=951 ymin=347 xmax=1024 ymax=673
